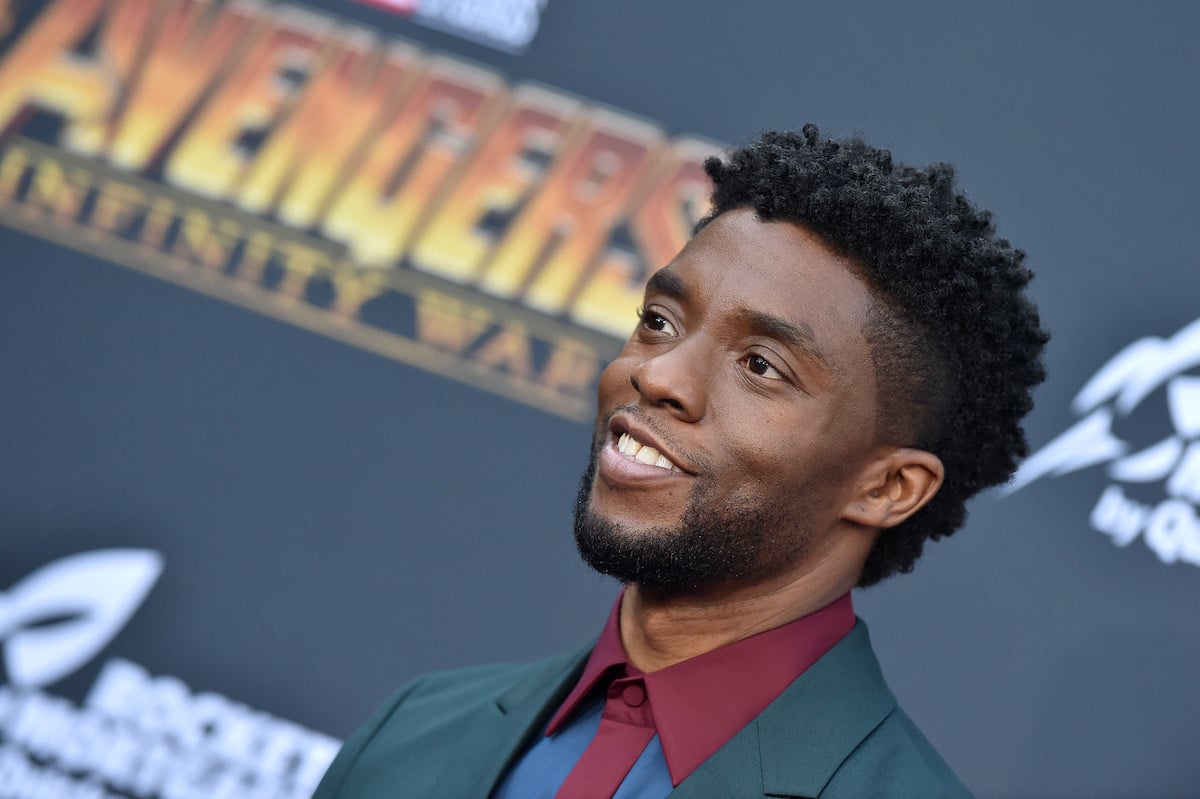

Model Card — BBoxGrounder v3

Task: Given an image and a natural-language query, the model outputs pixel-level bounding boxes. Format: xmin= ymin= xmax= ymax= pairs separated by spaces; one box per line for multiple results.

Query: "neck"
xmin=618 ymin=549 xmax=862 ymax=672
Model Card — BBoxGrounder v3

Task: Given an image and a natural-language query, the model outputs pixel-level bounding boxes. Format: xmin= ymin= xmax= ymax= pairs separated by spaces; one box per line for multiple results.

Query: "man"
xmin=313 ymin=126 xmax=1048 ymax=798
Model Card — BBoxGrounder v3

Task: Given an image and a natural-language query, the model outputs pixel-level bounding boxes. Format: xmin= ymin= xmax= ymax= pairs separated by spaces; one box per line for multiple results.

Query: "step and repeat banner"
xmin=1 ymin=2 xmax=1196 ymax=797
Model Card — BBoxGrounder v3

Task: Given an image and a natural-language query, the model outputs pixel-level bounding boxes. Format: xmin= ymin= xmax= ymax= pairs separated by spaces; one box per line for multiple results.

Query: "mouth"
xmin=601 ymin=411 xmax=693 ymax=477
xmin=594 ymin=414 xmax=693 ymax=492
xmin=614 ymin=431 xmax=683 ymax=472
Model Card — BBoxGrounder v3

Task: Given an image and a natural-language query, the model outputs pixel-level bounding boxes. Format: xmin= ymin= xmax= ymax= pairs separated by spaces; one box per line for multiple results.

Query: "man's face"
xmin=574 ymin=208 xmax=884 ymax=594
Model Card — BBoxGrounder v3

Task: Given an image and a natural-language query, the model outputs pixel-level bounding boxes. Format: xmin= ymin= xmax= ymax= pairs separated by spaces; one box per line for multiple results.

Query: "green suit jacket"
xmin=313 ymin=621 xmax=972 ymax=798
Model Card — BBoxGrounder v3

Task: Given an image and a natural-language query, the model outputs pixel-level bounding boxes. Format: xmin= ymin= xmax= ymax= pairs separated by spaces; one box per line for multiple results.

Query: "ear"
xmin=840 ymin=448 xmax=944 ymax=529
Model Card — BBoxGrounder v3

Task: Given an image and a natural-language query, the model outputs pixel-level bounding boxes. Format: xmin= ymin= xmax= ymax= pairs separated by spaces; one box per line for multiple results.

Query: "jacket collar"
xmin=668 ymin=621 xmax=897 ymax=799
xmin=428 ymin=644 xmax=591 ymax=797
xmin=430 ymin=620 xmax=893 ymax=799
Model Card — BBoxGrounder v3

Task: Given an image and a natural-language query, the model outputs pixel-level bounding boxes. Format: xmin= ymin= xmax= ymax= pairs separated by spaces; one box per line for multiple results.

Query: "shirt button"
xmin=622 ymin=683 xmax=646 ymax=707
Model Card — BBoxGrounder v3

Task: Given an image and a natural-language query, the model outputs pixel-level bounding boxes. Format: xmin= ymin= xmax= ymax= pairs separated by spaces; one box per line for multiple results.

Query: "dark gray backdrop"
xmin=2 ymin=2 xmax=1198 ymax=798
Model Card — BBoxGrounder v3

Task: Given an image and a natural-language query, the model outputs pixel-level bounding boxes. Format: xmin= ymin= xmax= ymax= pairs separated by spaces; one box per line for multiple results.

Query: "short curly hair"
xmin=699 ymin=125 xmax=1048 ymax=587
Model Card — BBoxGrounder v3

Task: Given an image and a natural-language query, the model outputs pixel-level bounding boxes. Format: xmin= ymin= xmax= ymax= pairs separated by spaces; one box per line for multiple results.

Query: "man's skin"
xmin=586 ymin=208 xmax=945 ymax=673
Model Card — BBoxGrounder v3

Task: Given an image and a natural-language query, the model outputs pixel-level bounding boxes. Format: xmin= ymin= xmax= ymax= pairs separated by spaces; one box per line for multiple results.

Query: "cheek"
xmin=715 ymin=427 xmax=800 ymax=496
xmin=730 ymin=408 xmax=844 ymax=486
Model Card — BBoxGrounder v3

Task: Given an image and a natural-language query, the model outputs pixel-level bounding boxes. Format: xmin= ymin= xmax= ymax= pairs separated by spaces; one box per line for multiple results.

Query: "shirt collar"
xmin=545 ymin=589 xmax=855 ymax=786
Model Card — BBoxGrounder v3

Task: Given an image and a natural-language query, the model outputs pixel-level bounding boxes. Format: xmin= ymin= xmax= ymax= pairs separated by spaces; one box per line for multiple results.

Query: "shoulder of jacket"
xmin=402 ymin=646 xmax=587 ymax=705
xmin=821 ymin=705 xmax=974 ymax=799
xmin=311 ymin=646 xmax=591 ymax=798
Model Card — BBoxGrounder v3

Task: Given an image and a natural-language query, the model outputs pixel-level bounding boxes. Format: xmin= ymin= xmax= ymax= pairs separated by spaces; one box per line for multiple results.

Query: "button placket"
xmin=603 ymin=676 xmax=653 ymax=727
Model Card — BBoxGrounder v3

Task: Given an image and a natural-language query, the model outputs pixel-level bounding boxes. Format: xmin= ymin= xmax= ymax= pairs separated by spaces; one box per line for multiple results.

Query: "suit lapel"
xmin=668 ymin=622 xmax=897 ymax=799
xmin=756 ymin=622 xmax=897 ymax=797
xmin=667 ymin=720 xmax=765 ymax=799
xmin=429 ymin=645 xmax=591 ymax=797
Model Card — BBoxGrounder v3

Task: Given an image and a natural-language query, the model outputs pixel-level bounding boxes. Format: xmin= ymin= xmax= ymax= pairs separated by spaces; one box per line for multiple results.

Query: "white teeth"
xmin=615 ymin=432 xmax=678 ymax=471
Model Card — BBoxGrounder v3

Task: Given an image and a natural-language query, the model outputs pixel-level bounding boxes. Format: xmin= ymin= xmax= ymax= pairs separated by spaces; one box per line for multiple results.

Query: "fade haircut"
xmin=699 ymin=125 xmax=1049 ymax=587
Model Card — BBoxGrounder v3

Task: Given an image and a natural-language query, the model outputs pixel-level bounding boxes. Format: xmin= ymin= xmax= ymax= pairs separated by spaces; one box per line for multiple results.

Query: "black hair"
xmin=699 ymin=125 xmax=1048 ymax=587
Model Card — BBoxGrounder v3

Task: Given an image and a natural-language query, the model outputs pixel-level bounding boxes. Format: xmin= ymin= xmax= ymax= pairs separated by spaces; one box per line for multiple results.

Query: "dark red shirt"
xmin=545 ymin=591 xmax=855 ymax=787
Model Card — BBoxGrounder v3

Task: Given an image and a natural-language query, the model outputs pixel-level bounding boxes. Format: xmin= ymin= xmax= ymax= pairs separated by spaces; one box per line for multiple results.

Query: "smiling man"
xmin=313 ymin=126 xmax=1048 ymax=799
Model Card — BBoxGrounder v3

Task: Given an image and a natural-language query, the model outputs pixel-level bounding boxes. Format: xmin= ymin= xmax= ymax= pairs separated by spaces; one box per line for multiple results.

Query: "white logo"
xmin=0 ymin=550 xmax=338 ymax=799
xmin=358 ymin=0 xmax=549 ymax=53
xmin=0 ymin=549 xmax=162 ymax=689
xmin=419 ymin=0 xmax=548 ymax=51
xmin=1004 ymin=317 xmax=1200 ymax=566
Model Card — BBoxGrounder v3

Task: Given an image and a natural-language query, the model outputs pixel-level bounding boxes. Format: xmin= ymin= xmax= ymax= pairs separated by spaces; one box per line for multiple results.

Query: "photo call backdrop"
xmin=1 ymin=1 xmax=1197 ymax=797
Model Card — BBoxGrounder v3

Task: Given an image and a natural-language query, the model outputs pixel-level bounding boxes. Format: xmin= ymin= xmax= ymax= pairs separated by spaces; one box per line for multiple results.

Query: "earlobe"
xmin=841 ymin=449 xmax=944 ymax=529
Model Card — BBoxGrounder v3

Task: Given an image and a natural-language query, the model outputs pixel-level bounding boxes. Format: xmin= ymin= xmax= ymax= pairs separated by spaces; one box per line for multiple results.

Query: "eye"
xmin=743 ymin=353 xmax=785 ymax=380
xmin=636 ymin=306 xmax=678 ymax=336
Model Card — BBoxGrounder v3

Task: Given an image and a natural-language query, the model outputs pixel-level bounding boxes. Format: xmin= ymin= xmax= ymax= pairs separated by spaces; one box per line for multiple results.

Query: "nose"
xmin=629 ymin=339 xmax=706 ymax=422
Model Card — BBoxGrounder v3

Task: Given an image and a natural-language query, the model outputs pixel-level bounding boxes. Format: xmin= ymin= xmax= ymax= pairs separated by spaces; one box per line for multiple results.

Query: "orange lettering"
xmin=540 ymin=338 xmax=601 ymax=394
xmin=90 ymin=179 xmax=147 ymax=234
xmin=166 ymin=8 xmax=332 ymax=198
xmin=322 ymin=56 xmax=503 ymax=266
xmin=0 ymin=0 xmax=110 ymax=142
xmin=238 ymin=36 xmax=422 ymax=225
xmin=478 ymin=109 xmax=662 ymax=315
xmin=472 ymin=320 xmax=534 ymax=378
xmin=110 ymin=0 xmax=262 ymax=171
xmin=414 ymin=290 xmax=495 ymax=353
xmin=409 ymin=84 xmax=580 ymax=285
xmin=571 ymin=137 xmax=715 ymax=336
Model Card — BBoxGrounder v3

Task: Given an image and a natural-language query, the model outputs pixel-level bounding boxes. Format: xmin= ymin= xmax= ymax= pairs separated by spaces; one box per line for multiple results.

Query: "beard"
xmin=572 ymin=436 xmax=812 ymax=597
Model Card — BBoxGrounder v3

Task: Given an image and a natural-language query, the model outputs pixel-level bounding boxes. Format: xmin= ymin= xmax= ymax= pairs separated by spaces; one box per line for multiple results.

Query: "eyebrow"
xmin=645 ymin=268 xmax=687 ymax=301
xmin=738 ymin=307 xmax=831 ymax=371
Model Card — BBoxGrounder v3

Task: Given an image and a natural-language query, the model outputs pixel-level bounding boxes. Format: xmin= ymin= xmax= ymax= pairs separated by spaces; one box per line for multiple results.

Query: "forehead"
xmin=655 ymin=209 xmax=876 ymax=372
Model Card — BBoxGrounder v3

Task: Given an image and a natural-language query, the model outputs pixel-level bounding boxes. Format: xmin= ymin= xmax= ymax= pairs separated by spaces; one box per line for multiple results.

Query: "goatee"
xmin=572 ymin=444 xmax=808 ymax=597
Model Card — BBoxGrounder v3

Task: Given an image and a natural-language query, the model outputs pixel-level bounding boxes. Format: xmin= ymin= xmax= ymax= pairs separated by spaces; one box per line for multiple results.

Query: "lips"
xmin=616 ymin=431 xmax=681 ymax=472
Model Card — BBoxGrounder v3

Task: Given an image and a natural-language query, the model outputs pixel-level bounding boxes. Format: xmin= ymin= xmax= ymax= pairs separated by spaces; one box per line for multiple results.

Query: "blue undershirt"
xmin=492 ymin=693 xmax=673 ymax=799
